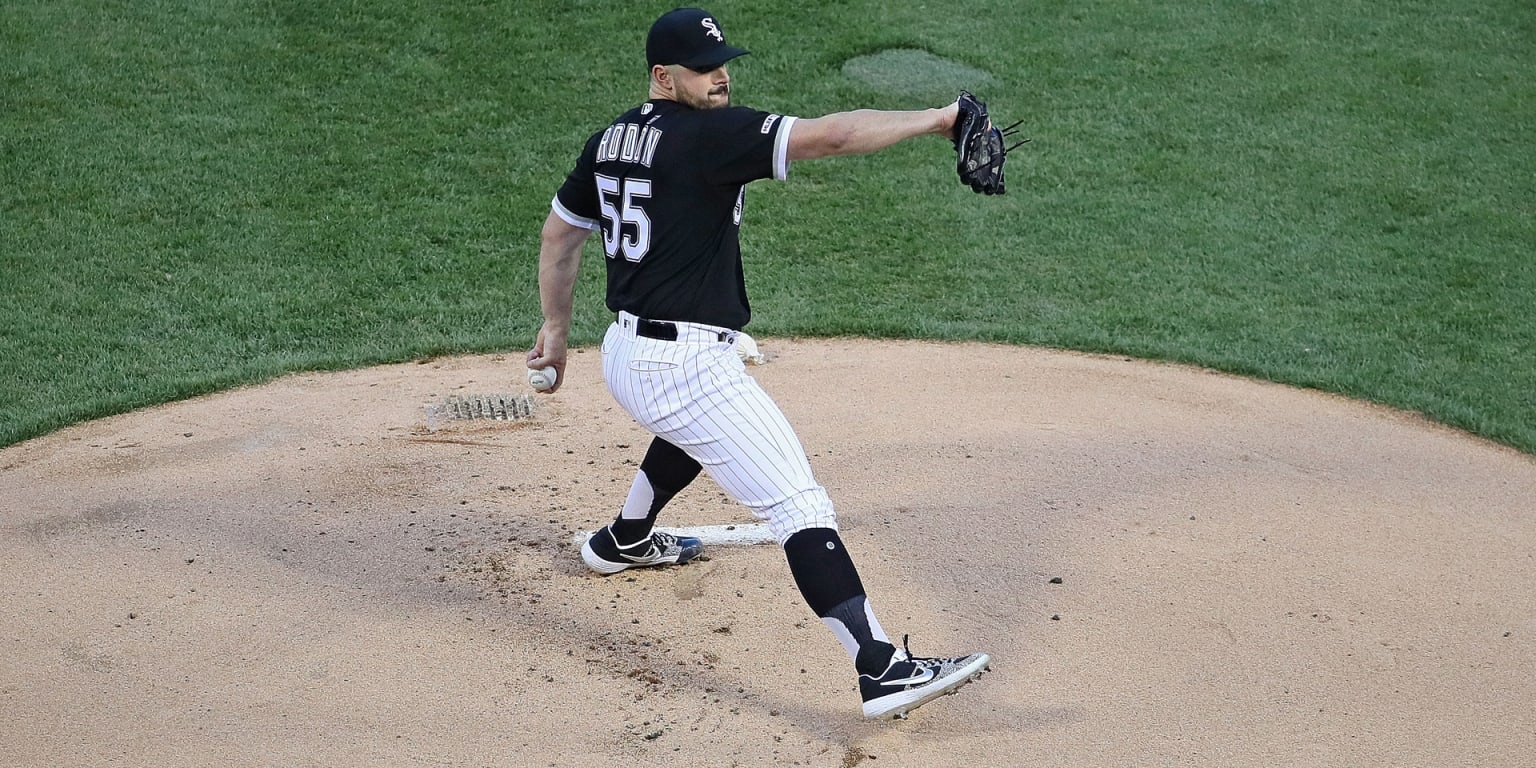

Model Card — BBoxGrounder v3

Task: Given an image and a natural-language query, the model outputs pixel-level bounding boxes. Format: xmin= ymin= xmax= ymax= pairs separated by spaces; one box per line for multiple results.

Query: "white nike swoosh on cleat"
xmin=881 ymin=668 xmax=935 ymax=687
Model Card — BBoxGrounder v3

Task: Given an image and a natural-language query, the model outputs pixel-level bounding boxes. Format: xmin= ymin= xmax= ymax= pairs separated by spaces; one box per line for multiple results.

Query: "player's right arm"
xmin=529 ymin=132 xmax=605 ymax=392
xmin=528 ymin=210 xmax=594 ymax=392
xmin=786 ymin=102 xmax=960 ymax=161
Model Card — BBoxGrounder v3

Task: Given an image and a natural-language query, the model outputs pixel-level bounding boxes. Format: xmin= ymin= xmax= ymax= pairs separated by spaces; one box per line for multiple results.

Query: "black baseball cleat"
xmin=859 ymin=637 xmax=991 ymax=719
xmin=581 ymin=526 xmax=704 ymax=575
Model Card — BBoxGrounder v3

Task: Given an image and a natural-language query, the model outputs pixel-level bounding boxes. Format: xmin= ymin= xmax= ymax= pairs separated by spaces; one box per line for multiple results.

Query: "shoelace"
xmin=999 ymin=119 xmax=1030 ymax=154
xmin=617 ymin=530 xmax=676 ymax=556
xmin=897 ymin=635 xmax=952 ymax=670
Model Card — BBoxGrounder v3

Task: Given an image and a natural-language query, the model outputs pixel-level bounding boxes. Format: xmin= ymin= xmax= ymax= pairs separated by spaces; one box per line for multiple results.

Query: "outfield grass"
xmin=3 ymin=0 xmax=1533 ymax=452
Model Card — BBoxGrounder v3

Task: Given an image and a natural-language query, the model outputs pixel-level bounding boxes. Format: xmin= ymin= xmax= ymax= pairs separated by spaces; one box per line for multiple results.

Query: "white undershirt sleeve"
xmin=773 ymin=116 xmax=798 ymax=181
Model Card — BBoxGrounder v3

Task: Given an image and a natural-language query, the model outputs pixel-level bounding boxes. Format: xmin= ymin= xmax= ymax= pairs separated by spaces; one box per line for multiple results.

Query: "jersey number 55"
xmin=596 ymin=174 xmax=652 ymax=263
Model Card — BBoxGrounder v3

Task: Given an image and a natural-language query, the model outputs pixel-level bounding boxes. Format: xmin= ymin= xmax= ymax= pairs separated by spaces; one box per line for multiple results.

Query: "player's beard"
xmin=681 ymin=84 xmax=730 ymax=110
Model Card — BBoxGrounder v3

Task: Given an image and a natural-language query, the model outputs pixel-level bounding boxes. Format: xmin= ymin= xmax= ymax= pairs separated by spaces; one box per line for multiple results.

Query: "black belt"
xmin=635 ymin=318 xmax=731 ymax=343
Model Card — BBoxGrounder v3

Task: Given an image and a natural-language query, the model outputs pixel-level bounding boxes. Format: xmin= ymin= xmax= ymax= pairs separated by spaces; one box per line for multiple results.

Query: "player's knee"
xmin=765 ymin=489 xmax=838 ymax=545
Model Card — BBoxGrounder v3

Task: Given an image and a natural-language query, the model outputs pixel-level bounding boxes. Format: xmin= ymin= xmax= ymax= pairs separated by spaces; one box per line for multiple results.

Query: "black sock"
xmin=784 ymin=527 xmax=895 ymax=675
xmin=610 ymin=437 xmax=701 ymax=545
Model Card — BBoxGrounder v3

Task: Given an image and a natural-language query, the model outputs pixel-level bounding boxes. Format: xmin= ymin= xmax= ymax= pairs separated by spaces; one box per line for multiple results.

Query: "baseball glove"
xmin=953 ymin=91 xmax=1027 ymax=195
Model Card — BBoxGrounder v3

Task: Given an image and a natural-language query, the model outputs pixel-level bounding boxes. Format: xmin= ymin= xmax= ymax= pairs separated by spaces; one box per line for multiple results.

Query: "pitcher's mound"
xmin=3 ymin=339 xmax=1533 ymax=767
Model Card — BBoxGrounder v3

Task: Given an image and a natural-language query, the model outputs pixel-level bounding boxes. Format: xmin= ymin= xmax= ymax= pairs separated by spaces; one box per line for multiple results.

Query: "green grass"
xmin=3 ymin=0 xmax=1533 ymax=452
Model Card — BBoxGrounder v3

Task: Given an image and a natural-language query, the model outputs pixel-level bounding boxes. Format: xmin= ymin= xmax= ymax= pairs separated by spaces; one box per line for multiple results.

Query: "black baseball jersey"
xmin=552 ymin=100 xmax=795 ymax=330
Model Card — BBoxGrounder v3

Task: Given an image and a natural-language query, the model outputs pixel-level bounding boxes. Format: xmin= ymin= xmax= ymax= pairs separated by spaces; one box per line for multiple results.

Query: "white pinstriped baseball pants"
xmin=602 ymin=311 xmax=838 ymax=543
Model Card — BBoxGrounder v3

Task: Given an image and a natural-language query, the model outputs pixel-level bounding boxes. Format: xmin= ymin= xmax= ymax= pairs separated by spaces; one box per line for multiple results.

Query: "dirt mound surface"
xmin=4 ymin=339 xmax=1533 ymax=767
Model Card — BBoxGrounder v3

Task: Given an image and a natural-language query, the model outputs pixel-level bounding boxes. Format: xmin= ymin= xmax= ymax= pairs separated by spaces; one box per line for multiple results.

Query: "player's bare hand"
xmin=527 ymin=324 xmax=568 ymax=393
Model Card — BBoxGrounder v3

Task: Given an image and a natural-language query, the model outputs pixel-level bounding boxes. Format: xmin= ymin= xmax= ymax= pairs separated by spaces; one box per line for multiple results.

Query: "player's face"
xmin=673 ymin=64 xmax=731 ymax=109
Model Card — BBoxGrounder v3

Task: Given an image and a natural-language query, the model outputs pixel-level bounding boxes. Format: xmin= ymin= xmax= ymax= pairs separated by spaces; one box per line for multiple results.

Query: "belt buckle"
xmin=639 ymin=318 xmax=678 ymax=341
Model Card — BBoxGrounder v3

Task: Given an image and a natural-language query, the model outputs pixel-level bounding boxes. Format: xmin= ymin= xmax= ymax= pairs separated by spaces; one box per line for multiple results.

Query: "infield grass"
xmin=2 ymin=0 xmax=1533 ymax=451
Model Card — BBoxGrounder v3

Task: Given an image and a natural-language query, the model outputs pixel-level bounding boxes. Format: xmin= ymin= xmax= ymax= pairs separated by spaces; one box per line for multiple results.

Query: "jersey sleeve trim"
xmin=551 ymin=195 xmax=601 ymax=231
xmin=772 ymin=116 xmax=797 ymax=181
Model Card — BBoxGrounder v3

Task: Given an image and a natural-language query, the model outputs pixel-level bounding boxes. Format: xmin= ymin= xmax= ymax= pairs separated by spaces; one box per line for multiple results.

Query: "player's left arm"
xmin=527 ymin=211 xmax=593 ymax=392
xmin=786 ymin=102 xmax=960 ymax=161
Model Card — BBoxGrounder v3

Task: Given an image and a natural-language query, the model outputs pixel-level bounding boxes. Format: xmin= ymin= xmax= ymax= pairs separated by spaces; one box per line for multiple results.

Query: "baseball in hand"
xmin=527 ymin=365 xmax=558 ymax=391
